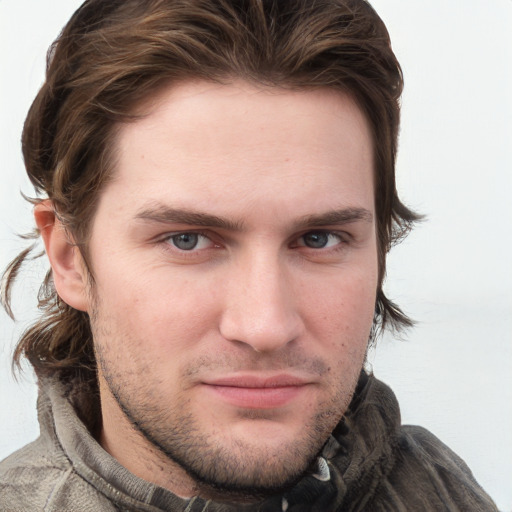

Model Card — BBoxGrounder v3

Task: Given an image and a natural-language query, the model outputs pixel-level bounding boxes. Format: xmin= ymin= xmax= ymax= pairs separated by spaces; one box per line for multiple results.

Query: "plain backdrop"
xmin=1 ymin=1 xmax=511 ymax=510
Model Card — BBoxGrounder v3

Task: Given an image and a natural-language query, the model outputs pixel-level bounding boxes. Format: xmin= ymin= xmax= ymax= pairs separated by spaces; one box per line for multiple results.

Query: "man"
xmin=0 ymin=0 xmax=498 ymax=510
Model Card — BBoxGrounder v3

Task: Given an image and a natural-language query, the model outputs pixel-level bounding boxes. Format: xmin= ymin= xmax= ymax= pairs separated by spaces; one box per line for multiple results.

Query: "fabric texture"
xmin=0 ymin=372 xmax=497 ymax=511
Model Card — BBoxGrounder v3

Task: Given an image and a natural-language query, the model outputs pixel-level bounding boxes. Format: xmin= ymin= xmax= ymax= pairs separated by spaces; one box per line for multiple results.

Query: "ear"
xmin=34 ymin=200 xmax=89 ymax=312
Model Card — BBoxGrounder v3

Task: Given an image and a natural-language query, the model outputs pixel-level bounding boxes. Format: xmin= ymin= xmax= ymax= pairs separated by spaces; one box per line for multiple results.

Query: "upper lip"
xmin=203 ymin=374 xmax=310 ymax=388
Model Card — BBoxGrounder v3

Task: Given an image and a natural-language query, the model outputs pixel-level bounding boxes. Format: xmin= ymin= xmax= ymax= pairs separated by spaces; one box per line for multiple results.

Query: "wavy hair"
xmin=2 ymin=0 xmax=420 ymax=381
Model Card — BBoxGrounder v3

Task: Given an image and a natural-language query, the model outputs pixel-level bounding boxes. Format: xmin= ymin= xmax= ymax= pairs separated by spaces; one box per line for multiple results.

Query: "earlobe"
xmin=34 ymin=200 xmax=89 ymax=312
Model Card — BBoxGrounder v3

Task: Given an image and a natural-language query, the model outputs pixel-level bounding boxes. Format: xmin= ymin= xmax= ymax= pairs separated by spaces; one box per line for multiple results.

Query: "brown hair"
xmin=2 ymin=0 xmax=420 ymax=381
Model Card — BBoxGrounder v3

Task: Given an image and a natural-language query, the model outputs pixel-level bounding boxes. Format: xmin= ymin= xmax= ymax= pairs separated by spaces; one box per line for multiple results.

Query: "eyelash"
xmin=159 ymin=230 xmax=349 ymax=252
xmin=159 ymin=231 xmax=218 ymax=258
xmin=292 ymin=231 xmax=347 ymax=250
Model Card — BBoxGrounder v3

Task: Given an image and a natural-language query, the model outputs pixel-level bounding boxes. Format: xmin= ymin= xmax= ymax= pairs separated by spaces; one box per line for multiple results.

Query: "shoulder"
xmin=381 ymin=425 xmax=498 ymax=511
xmin=397 ymin=425 xmax=482 ymax=482
xmin=342 ymin=374 xmax=498 ymax=511
xmin=0 ymin=437 xmax=116 ymax=512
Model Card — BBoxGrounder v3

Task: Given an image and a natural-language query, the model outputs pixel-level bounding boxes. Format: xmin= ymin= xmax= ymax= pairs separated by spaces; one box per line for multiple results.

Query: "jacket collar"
xmin=37 ymin=371 xmax=400 ymax=511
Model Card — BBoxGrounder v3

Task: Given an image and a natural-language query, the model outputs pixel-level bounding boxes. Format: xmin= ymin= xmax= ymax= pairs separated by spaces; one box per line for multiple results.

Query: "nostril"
xmin=219 ymin=310 xmax=303 ymax=354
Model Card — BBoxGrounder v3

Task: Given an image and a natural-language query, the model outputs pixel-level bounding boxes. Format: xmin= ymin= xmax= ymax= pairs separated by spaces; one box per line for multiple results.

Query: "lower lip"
xmin=205 ymin=384 xmax=307 ymax=409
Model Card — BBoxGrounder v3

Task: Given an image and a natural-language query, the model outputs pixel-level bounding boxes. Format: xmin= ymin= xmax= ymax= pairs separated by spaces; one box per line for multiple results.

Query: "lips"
xmin=202 ymin=374 xmax=311 ymax=409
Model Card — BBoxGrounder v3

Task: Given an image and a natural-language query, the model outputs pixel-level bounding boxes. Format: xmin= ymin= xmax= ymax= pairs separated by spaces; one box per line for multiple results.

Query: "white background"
xmin=1 ymin=1 xmax=511 ymax=509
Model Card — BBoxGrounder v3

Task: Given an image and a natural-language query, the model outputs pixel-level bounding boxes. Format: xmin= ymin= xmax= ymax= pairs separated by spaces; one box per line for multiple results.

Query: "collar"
xmin=37 ymin=371 xmax=401 ymax=511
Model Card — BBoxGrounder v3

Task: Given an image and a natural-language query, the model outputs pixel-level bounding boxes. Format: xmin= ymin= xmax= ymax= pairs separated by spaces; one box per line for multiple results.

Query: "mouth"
xmin=201 ymin=374 xmax=312 ymax=409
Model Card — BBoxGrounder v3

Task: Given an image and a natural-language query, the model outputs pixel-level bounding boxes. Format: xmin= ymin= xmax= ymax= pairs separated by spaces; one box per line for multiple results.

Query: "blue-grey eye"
xmin=301 ymin=231 xmax=341 ymax=249
xmin=303 ymin=232 xmax=328 ymax=248
xmin=171 ymin=233 xmax=199 ymax=250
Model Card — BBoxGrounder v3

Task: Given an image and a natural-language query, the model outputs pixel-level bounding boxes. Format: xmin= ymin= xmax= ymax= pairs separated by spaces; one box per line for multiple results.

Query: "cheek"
xmin=297 ymin=268 xmax=376 ymax=378
xmin=91 ymin=264 xmax=221 ymax=352
xmin=303 ymin=268 xmax=377 ymax=334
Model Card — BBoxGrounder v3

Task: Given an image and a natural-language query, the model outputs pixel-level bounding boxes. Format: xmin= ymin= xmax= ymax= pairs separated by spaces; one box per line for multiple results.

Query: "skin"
xmin=37 ymin=81 xmax=378 ymax=501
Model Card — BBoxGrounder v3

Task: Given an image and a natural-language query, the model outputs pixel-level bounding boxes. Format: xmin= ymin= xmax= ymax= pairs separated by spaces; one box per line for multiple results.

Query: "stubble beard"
xmin=90 ymin=297 xmax=361 ymax=500
xmin=96 ymin=346 xmax=349 ymax=500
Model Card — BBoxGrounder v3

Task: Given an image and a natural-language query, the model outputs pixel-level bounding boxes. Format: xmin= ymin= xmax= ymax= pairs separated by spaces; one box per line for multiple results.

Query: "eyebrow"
xmin=134 ymin=205 xmax=245 ymax=231
xmin=295 ymin=208 xmax=374 ymax=228
xmin=134 ymin=204 xmax=373 ymax=231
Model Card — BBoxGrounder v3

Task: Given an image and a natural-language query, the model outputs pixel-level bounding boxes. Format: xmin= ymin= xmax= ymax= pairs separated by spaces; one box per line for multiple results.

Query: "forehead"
xmin=103 ymin=81 xmax=375 ymax=224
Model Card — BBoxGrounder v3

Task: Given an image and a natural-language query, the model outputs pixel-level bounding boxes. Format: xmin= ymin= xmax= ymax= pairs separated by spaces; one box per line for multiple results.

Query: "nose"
xmin=219 ymin=252 xmax=304 ymax=353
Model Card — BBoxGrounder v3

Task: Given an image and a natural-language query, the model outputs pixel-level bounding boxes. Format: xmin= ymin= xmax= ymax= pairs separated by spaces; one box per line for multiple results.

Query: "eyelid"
xmin=156 ymin=230 xmax=222 ymax=258
xmin=149 ymin=231 xmax=224 ymax=265
xmin=292 ymin=229 xmax=350 ymax=248
xmin=153 ymin=227 xmax=352 ymax=260
xmin=172 ymin=232 xmax=212 ymax=250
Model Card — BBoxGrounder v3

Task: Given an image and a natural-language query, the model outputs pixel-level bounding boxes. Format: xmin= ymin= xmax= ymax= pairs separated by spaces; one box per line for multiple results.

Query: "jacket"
xmin=0 ymin=372 xmax=498 ymax=511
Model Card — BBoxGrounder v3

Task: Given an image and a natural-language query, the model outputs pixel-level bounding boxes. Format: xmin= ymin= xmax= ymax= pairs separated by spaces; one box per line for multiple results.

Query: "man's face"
xmin=83 ymin=81 xmax=378 ymax=497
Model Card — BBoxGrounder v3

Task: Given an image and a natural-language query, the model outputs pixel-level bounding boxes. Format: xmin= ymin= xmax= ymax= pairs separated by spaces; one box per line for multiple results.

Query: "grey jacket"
xmin=0 ymin=373 xmax=498 ymax=511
